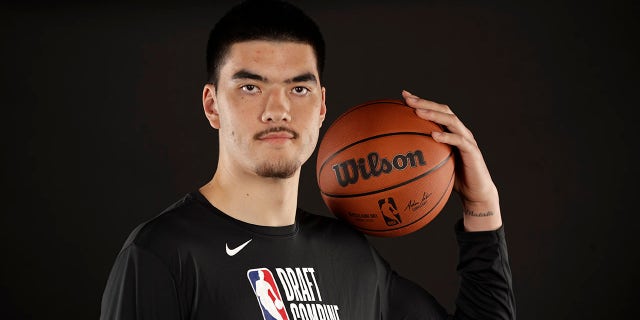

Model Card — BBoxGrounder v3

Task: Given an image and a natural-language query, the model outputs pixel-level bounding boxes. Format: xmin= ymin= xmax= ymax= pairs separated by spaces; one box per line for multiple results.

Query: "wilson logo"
xmin=331 ymin=150 xmax=426 ymax=187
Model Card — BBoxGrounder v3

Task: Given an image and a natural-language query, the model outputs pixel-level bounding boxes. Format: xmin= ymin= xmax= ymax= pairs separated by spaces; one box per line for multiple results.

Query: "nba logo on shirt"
xmin=247 ymin=268 xmax=290 ymax=320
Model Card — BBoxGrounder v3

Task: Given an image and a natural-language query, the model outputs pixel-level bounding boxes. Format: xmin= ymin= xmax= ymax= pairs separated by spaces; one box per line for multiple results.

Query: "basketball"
xmin=316 ymin=99 xmax=455 ymax=237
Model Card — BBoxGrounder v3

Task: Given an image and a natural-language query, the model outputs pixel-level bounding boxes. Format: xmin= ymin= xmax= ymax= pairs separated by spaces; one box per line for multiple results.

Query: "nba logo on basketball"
xmin=378 ymin=197 xmax=401 ymax=226
xmin=247 ymin=268 xmax=290 ymax=320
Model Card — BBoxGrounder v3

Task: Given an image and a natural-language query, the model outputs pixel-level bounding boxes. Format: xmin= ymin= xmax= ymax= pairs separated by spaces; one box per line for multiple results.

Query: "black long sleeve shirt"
xmin=100 ymin=191 xmax=515 ymax=319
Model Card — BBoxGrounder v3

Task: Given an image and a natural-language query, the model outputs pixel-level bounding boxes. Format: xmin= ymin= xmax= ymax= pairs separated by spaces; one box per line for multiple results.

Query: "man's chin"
xmin=255 ymin=161 xmax=300 ymax=179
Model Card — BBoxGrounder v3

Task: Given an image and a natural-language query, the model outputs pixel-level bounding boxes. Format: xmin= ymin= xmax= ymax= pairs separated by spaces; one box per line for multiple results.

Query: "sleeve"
xmin=374 ymin=220 xmax=515 ymax=320
xmin=453 ymin=220 xmax=516 ymax=320
xmin=370 ymin=245 xmax=450 ymax=320
xmin=100 ymin=244 xmax=183 ymax=320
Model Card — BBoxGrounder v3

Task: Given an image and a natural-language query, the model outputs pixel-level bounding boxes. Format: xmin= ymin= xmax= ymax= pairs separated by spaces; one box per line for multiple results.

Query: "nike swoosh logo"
xmin=226 ymin=239 xmax=252 ymax=256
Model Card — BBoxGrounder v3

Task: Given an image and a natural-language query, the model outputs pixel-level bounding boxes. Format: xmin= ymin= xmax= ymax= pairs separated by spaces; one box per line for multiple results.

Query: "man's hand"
xmin=402 ymin=90 xmax=502 ymax=231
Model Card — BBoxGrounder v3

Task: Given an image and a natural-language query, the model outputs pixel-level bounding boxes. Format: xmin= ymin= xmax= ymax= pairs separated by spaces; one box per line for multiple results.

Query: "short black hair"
xmin=206 ymin=0 xmax=325 ymax=86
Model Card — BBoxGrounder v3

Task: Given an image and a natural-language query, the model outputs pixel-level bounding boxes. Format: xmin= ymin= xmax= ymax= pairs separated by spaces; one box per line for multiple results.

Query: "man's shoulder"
xmin=119 ymin=192 xmax=207 ymax=254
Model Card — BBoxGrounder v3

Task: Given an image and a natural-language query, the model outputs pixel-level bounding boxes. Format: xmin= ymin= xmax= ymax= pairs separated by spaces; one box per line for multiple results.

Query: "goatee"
xmin=255 ymin=160 xmax=300 ymax=179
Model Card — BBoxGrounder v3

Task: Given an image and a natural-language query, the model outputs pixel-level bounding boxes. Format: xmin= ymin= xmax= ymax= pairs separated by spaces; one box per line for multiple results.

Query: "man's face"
xmin=207 ymin=40 xmax=326 ymax=179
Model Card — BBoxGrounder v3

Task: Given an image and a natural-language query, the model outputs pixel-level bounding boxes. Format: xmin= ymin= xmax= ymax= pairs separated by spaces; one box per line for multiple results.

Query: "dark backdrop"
xmin=2 ymin=0 xmax=638 ymax=319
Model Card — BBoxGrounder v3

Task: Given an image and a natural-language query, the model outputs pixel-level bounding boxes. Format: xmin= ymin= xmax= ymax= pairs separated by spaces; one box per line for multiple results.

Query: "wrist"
xmin=461 ymin=198 xmax=502 ymax=232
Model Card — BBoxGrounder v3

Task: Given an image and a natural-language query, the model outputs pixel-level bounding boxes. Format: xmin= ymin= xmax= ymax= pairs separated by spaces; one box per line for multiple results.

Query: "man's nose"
xmin=261 ymin=89 xmax=292 ymax=123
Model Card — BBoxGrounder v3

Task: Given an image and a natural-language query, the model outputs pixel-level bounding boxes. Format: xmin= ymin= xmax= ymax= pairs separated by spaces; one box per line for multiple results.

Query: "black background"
xmin=2 ymin=0 xmax=638 ymax=319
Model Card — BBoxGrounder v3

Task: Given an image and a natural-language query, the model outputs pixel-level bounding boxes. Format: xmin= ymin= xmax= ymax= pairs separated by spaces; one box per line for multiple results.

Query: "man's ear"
xmin=202 ymin=84 xmax=220 ymax=129
xmin=319 ymin=86 xmax=327 ymax=127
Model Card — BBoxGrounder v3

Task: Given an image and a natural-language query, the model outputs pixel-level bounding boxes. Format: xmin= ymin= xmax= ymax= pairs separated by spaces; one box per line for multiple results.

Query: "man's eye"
xmin=241 ymin=85 xmax=259 ymax=93
xmin=292 ymin=87 xmax=309 ymax=95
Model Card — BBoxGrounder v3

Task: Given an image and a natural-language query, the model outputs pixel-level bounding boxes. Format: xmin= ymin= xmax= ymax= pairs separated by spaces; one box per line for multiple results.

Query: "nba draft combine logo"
xmin=247 ymin=268 xmax=289 ymax=320
xmin=247 ymin=267 xmax=340 ymax=320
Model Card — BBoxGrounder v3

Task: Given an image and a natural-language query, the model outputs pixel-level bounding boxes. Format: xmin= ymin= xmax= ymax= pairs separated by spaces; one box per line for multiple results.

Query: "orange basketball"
xmin=316 ymin=99 xmax=455 ymax=237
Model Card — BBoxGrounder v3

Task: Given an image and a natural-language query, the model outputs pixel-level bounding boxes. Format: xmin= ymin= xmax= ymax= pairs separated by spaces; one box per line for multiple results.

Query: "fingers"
xmin=402 ymin=90 xmax=452 ymax=114
xmin=402 ymin=90 xmax=476 ymax=148
xmin=431 ymin=131 xmax=473 ymax=150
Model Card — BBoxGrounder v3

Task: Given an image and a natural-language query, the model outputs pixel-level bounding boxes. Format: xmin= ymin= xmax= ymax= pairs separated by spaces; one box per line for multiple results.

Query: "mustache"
xmin=253 ymin=127 xmax=299 ymax=140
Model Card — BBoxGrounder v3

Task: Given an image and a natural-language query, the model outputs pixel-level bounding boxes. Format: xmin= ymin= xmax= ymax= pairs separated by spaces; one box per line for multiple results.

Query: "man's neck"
xmin=199 ymin=167 xmax=300 ymax=227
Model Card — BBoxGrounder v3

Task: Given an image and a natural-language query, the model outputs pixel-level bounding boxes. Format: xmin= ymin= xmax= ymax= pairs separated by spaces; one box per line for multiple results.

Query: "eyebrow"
xmin=285 ymin=73 xmax=317 ymax=84
xmin=231 ymin=69 xmax=317 ymax=84
xmin=232 ymin=70 xmax=265 ymax=81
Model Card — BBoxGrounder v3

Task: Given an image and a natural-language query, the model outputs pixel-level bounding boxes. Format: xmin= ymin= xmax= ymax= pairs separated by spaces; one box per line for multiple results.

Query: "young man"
xmin=100 ymin=1 xmax=515 ymax=319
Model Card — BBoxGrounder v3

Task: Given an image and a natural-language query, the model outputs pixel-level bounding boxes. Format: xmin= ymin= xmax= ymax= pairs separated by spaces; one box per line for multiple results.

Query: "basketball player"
xmin=100 ymin=1 xmax=515 ymax=319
